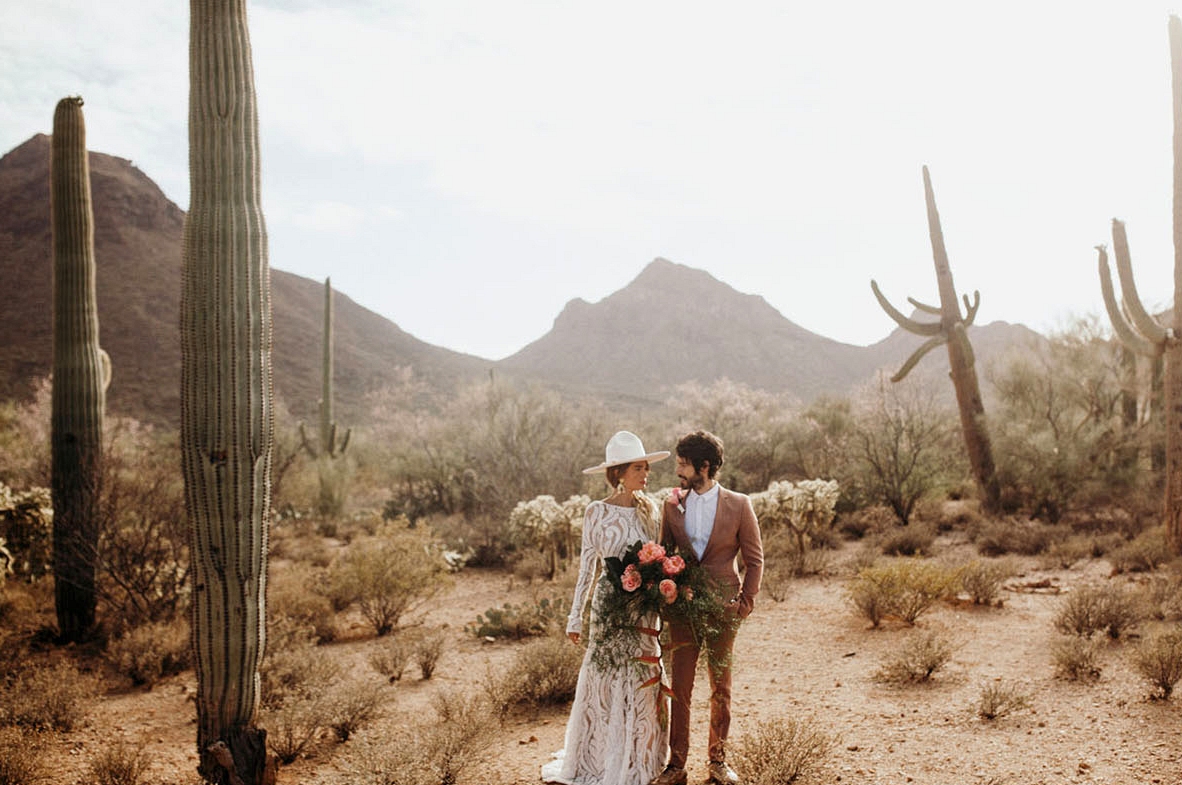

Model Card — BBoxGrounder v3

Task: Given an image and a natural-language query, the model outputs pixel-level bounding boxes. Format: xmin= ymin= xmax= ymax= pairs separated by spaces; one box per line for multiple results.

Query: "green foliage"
xmin=1051 ymin=636 xmax=1103 ymax=682
xmin=105 ymin=617 xmax=192 ymax=686
xmin=327 ymin=525 xmax=452 ymax=636
xmin=729 ymin=716 xmax=833 ymax=785
xmin=846 ymin=559 xmax=960 ymax=627
xmin=873 ymin=630 xmax=954 ymax=684
xmin=467 ymin=593 xmax=566 ymax=639
xmin=1053 ymin=583 xmax=1143 ymax=639
xmin=988 ymin=317 xmax=1147 ymax=522
xmin=1130 ymin=629 xmax=1182 ymax=699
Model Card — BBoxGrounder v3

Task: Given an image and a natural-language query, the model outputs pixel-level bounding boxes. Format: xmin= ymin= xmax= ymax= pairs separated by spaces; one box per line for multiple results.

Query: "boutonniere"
xmin=670 ymin=488 xmax=685 ymax=514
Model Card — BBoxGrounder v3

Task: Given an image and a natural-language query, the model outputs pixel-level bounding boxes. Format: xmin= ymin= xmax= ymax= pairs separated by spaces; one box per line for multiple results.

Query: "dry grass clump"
xmin=0 ymin=726 xmax=49 ymax=785
xmin=413 ymin=628 xmax=447 ymax=679
xmin=368 ymin=634 xmax=413 ymax=682
xmin=845 ymin=559 xmax=960 ymax=627
xmin=873 ymin=631 xmax=954 ymax=685
xmin=1050 ymin=636 xmax=1102 ymax=682
xmin=268 ymin=562 xmax=337 ymax=643
xmin=975 ymin=681 xmax=1032 ymax=720
xmin=0 ymin=660 xmax=98 ymax=731
xmin=105 ymin=617 xmax=192 ymax=686
xmin=325 ymin=681 xmax=384 ymax=742
xmin=483 ymin=636 xmax=583 ymax=719
xmin=265 ymin=694 xmax=329 ymax=764
xmin=1053 ymin=583 xmax=1142 ymax=640
xmin=1129 ymin=629 xmax=1182 ymax=700
xmin=729 ymin=716 xmax=833 ymax=785
xmin=876 ymin=524 xmax=936 ymax=557
xmin=957 ymin=559 xmax=1017 ymax=606
xmin=88 ymin=739 xmax=151 ymax=785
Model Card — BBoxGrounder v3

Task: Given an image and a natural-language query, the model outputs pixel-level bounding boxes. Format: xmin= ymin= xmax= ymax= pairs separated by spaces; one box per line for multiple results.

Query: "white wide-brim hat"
xmin=582 ymin=430 xmax=670 ymax=474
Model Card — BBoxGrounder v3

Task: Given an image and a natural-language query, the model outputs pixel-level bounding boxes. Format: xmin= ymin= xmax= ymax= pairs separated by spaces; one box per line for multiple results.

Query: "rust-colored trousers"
xmin=666 ymin=614 xmax=740 ymax=768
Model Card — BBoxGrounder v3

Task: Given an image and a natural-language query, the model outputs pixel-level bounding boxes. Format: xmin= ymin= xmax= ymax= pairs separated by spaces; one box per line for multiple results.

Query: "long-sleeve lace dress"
xmin=541 ymin=500 xmax=669 ymax=785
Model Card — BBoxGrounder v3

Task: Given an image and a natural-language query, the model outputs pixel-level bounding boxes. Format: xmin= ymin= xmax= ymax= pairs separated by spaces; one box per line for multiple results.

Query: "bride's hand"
xmin=567 ymin=632 xmax=580 ymax=644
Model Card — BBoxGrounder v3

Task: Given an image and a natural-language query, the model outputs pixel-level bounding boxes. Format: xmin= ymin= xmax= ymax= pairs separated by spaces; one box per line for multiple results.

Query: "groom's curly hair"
xmin=676 ymin=430 xmax=724 ymax=479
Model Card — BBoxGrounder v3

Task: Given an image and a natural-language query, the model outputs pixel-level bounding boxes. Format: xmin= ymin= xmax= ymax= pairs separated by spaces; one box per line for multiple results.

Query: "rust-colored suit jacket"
xmin=661 ymin=487 xmax=764 ymax=618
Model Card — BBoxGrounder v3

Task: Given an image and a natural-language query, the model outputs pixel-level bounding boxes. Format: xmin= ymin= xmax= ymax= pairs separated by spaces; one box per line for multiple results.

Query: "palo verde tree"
xmin=871 ymin=166 xmax=1002 ymax=515
xmin=1096 ymin=15 xmax=1182 ymax=555
xmin=50 ymin=95 xmax=110 ymax=642
xmin=181 ymin=1 xmax=275 ymax=782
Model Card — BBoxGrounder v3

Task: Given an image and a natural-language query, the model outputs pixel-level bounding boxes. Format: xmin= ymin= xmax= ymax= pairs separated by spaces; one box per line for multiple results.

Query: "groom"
xmin=653 ymin=430 xmax=763 ymax=785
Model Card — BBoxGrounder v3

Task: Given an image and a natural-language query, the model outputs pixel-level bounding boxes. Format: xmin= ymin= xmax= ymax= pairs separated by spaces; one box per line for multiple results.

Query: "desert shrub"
xmin=1053 ymin=583 xmax=1142 ymax=639
xmin=510 ymin=549 xmax=551 ymax=585
xmin=1130 ymin=629 xmax=1182 ymax=699
xmin=259 ymin=618 xmax=340 ymax=711
xmin=837 ymin=505 xmax=896 ymax=540
xmin=467 ymin=594 xmax=566 ymax=640
xmin=0 ymin=727 xmax=49 ymax=785
xmin=729 ymin=716 xmax=833 ymax=785
xmin=483 ymin=636 xmax=583 ymax=718
xmin=1038 ymin=535 xmax=1097 ymax=570
xmin=750 ymin=479 xmax=840 ymax=577
xmin=414 ymin=629 xmax=447 ymax=679
xmin=1139 ymin=573 xmax=1182 ymax=622
xmin=369 ymin=635 xmax=414 ymax=682
xmin=976 ymin=681 xmax=1031 ymax=720
xmin=326 ymin=681 xmax=384 ymax=742
xmin=264 ymin=694 xmax=329 ymax=764
xmin=106 ymin=617 xmax=192 ymax=686
xmin=1051 ymin=636 xmax=1102 ymax=682
xmin=89 ymin=739 xmax=150 ymax=785
xmin=0 ymin=660 xmax=97 ymax=731
xmin=845 ymin=559 xmax=960 ymax=627
xmin=957 ymin=559 xmax=1016 ymax=606
xmin=1108 ymin=529 xmax=1173 ymax=574
xmin=873 ymin=631 xmax=954 ymax=684
xmin=973 ymin=518 xmax=1060 ymax=557
xmin=268 ymin=563 xmax=336 ymax=643
xmin=326 ymin=526 xmax=451 ymax=636
xmin=876 ymin=524 xmax=937 ymax=557
xmin=275 ymin=529 xmax=335 ymax=569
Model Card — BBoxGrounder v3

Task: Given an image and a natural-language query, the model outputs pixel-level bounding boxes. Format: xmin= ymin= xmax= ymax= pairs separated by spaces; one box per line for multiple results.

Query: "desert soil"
xmin=36 ymin=535 xmax=1182 ymax=785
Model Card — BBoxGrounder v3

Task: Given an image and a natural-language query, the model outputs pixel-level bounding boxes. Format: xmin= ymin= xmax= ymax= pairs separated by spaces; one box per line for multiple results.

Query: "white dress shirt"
xmin=684 ymin=482 xmax=720 ymax=561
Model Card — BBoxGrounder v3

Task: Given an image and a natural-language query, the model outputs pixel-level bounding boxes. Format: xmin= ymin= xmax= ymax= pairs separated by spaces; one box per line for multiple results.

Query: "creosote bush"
xmin=729 ymin=716 xmax=833 ymax=785
xmin=846 ymin=559 xmax=960 ymax=627
xmin=1130 ymin=629 xmax=1182 ymax=699
xmin=873 ymin=631 xmax=954 ymax=684
xmin=957 ymin=559 xmax=1016 ymax=606
xmin=88 ymin=739 xmax=150 ymax=785
xmin=1053 ymin=583 xmax=1142 ymax=639
xmin=105 ymin=617 xmax=191 ymax=686
xmin=1051 ymin=636 xmax=1102 ymax=682
xmin=976 ymin=681 xmax=1031 ymax=720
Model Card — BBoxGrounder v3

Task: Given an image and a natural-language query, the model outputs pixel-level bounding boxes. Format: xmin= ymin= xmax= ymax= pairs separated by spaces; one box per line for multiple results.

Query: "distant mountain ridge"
xmin=0 ymin=134 xmax=1042 ymax=424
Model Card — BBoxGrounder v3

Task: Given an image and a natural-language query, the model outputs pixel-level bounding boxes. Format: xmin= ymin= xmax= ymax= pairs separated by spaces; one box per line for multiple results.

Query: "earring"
xmin=615 ymin=480 xmax=626 ymax=496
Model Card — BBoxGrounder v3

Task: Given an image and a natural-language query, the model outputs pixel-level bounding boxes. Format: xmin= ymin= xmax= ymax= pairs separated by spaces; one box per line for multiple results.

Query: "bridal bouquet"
xmin=591 ymin=539 xmax=729 ymax=671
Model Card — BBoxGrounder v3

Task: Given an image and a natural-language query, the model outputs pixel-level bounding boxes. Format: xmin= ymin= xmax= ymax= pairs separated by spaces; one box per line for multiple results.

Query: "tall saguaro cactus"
xmin=50 ymin=96 xmax=109 ymax=643
xmin=870 ymin=166 xmax=1001 ymax=515
xmin=1097 ymin=15 xmax=1182 ymax=555
xmin=181 ymin=2 xmax=274 ymax=782
xmin=299 ymin=277 xmax=351 ymax=459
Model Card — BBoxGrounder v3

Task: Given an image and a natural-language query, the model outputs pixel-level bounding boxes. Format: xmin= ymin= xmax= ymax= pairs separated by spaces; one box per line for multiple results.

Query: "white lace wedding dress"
xmin=541 ymin=500 xmax=669 ymax=785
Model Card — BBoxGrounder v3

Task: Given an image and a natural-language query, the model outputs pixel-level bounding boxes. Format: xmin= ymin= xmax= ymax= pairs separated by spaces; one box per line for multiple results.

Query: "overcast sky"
xmin=3 ymin=1 xmax=1181 ymax=360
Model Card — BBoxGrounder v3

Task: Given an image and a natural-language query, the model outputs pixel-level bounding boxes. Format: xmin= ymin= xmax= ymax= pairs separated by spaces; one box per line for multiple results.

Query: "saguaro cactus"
xmin=871 ymin=166 xmax=1001 ymax=515
xmin=181 ymin=2 xmax=274 ymax=782
xmin=50 ymin=95 xmax=109 ymax=643
xmin=1097 ymin=15 xmax=1182 ymax=555
xmin=299 ymin=277 xmax=351 ymax=459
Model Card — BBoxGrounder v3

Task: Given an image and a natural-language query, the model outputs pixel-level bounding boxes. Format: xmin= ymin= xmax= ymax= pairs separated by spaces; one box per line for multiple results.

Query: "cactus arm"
xmin=1111 ymin=219 xmax=1169 ymax=343
xmin=962 ymin=291 xmax=981 ymax=326
xmin=891 ymin=334 xmax=947 ymax=382
xmin=870 ymin=280 xmax=944 ymax=336
xmin=1098 ymin=244 xmax=1161 ymax=357
xmin=297 ymin=421 xmax=319 ymax=458
xmin=337 ymin=426 xmax=351 ymax=455
xmin=906 ymin=297 xmax=942 ymax=315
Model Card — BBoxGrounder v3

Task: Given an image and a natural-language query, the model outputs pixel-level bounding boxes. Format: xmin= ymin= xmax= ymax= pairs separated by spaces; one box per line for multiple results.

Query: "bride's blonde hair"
xmin=605 ymin=463 xmax=660 ymax=540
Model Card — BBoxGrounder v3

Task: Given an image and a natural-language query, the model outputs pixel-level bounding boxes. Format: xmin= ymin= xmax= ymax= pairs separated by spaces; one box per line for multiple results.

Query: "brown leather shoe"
xmin=707 ymin=760 xmax=740 ymax=785
xmin=649 ymin=765 xmax=688 ymax=785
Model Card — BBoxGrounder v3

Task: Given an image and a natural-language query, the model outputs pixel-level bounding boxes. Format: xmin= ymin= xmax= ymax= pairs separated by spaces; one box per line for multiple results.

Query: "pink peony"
xmin=659 ymin=579 xmax=678 ymax=604
xmin=662 ymin=555 xmax=686 ymax=576
xmin=637 ymin=541 xmax=666 ymax=565
xmin=621 ymin=564 xmax=642 ymax=592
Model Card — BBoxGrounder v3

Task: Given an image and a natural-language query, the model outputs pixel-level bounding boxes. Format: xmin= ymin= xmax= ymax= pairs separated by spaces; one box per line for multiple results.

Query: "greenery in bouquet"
xmin=590 ymin=538 xmax=731 ymax=672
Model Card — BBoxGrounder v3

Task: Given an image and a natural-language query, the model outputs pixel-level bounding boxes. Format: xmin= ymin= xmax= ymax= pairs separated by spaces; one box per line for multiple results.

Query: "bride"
xmin=541 ymin=431 xmax=671 ymax=785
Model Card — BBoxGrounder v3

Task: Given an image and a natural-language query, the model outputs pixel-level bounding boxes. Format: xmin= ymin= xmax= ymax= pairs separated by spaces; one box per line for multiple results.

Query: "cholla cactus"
xmin=0 ymin=483 xmax=54 ymax=578
xmin=509 ymin=493 xmax=591 ymax=577
xmin=0 ymin=538 xmax=12 ymax=588
xmin=751 ymin=479 xmax=840 ymax=574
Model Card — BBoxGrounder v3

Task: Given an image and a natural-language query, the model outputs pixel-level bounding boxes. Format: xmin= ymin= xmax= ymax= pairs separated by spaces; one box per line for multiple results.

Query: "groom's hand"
xmin=568 ymin=632 xmax=580 ymax=644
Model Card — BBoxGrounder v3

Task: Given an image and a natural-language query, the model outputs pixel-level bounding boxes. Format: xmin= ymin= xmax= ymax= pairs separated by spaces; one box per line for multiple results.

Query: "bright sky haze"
xmin=3 ymin=1 xmax=1182 ymax=360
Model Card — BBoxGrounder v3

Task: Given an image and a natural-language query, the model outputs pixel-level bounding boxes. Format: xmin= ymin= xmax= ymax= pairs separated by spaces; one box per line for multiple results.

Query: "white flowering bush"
xmin=751 ymin=479 xmax=841 ymax=577
xmin=508 ymin=494 xmax=590 ymax=578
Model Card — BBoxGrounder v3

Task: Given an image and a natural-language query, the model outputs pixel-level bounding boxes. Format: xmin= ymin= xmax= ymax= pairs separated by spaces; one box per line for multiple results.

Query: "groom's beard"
xmin=679 ymin=473 xmax=705 ymax=492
